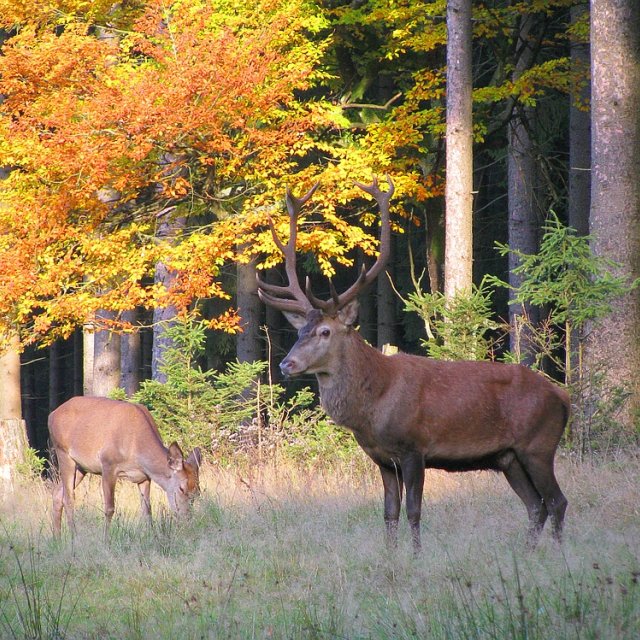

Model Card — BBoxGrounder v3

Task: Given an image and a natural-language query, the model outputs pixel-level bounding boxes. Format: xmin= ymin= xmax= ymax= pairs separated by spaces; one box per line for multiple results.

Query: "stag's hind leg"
xmin=401 ymin=454 xmax=425 ymax=553
xmin=380 ymin=464 xmax=403 ymax=548
xmin=519 ymin=453 xmax=567 ymax=542
xmin=502 ymin=456 xmax=548 ymax=545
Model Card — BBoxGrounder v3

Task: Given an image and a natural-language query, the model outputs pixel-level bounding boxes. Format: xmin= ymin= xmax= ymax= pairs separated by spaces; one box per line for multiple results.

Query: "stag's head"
xmin=257 ymin=177 xmax=394 ymax=377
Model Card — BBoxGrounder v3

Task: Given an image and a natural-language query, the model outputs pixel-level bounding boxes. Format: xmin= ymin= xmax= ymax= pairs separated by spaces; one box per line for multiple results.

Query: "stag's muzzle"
xmin=280 ymin=356 xmax=300 ymax=377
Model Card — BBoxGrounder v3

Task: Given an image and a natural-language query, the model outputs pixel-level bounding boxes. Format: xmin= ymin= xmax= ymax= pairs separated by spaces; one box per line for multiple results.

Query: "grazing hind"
xmin=49 ymin=396 xmax=201 ymax=537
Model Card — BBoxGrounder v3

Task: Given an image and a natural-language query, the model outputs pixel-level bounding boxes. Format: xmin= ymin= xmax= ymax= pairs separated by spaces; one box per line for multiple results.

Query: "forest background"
xmin=0 ymin=0 xmax=638 ymax=474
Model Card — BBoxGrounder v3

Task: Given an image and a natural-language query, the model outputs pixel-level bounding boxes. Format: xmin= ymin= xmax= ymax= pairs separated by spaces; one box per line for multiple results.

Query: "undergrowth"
xmin=0 ymin=457 xmax=638 ymax=639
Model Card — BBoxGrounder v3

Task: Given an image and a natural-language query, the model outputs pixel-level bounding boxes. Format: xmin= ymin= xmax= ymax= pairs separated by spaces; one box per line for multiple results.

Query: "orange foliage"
xmin=0 ymin=0 xmax=329 ymax=346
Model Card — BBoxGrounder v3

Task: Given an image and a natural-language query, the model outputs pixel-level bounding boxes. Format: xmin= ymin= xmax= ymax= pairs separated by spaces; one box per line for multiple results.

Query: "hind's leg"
xmin=138 ymin=480 xmax=152 ymax=523
xmin=503 ymin=457 xmax=548 ymax=546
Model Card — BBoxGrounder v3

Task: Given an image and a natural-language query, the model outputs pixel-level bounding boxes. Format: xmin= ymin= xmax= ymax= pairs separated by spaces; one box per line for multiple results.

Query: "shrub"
xmin=126 ymin=317 xmax=356 ymax=465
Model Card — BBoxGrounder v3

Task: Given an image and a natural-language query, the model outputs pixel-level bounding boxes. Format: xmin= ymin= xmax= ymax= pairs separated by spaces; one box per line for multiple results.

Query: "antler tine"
xmin=256 ymin=182 xmax=320 ymax=316
xmin=330 ymin=175 xmax=394 ymax=310
xmin=304 ymin=276 xmax=331 ymax=311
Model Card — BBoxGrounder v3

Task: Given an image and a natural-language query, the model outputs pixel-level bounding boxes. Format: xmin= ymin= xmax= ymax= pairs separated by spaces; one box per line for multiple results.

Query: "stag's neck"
xmin=316 ymin=331 xmax=387 ymax=430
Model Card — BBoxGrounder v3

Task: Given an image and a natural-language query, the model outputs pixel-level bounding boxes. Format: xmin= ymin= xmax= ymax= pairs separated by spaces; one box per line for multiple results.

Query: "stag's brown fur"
xmin=49 ymin=396 xmax=201 ymax=537
xmin=280 ymin=304 xmax=569 ymax=550
xmin=258 ymin=177 xmax=569 ymax=551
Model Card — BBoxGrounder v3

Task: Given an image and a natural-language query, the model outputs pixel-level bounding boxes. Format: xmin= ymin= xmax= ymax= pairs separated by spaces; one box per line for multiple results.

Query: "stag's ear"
xmin=167 ymin=442 xmax=185 ymax=470
xmin=283 ymin=310 xmax=308 ymax=330
xmin=337 ymin=299 xmax=359 ymax=327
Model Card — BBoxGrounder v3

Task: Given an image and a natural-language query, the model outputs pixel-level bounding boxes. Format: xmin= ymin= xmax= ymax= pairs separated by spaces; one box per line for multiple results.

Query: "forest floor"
xmin=0 ymin=453 xmax=639 ymax=639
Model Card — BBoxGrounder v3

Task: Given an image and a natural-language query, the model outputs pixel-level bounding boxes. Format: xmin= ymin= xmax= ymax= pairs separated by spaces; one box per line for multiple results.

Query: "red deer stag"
xmin=257 ymin=177 xmax=569 ymax=551
xmin=48 ymin=396 xmax=201 ymax=536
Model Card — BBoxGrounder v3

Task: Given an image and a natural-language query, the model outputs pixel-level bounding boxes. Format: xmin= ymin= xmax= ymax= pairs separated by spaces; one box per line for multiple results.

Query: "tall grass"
xmin=0 ymin=454 xmax=638 ymax=639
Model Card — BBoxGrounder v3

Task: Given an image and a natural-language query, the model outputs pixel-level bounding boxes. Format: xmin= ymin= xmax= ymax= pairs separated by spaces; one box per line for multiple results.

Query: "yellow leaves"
xmin=207 ymin=309 xmax=242 ymax=334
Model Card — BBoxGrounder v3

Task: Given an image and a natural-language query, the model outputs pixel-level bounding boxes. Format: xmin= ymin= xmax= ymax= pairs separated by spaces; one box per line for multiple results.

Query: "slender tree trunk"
xmin=356 ymin=254 xmax=376 ymax=345
xmin=587 ymin=0 xmax=640 ymax=430
xmin=425 ymin=199 xmax=444 ymax=294
xmin=152 ymin=211 xmax=186 ymax=382
xmin=121 ymin=309 xmax=142 ymax=396
xmin=48 ymin=339 xmax=62 ymax=413
xmin=376 ymin=236 xmax=396 ymax=349
xmin=236 ymin=257 xmax=263 ymax=363
xmin=0 ymin=334 xmax=27 ymax=488
xmin=507 ymin=14 xmax=542 ymax=362
xmin=264 ymin=270 xmax=287 ymax=383
xmin=73 ymin=328 xmax=84 ymax=396
xmin=444 ymin=0 xmax=473 ymax=298
xmin=83 ymin=322 xmax=95 ymax=395
xmin=568 ymin=3 xmax=591 ymax=236
xmin=93 ymin=313 xmax=121 ymax=397
xmin=20 ymin=353 xmax=36 ymax=445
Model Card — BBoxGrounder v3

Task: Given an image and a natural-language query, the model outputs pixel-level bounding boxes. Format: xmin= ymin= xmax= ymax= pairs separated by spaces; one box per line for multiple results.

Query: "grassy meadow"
xmin=0 ymin=453 xmax=639 ymax=639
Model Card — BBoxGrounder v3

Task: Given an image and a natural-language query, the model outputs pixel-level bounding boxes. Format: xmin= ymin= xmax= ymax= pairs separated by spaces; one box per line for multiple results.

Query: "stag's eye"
xmin=319 ymin=327 xmax=331 ymax=338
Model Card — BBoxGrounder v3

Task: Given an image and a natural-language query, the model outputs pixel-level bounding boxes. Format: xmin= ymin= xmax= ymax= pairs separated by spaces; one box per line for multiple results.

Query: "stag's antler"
xmin=257 ymin=176 xmax=394 ymax=316
xmin=314 ymin=175 xmax=394 ymax=313
xmin=256 ymin=183 xmax=319 ymax=316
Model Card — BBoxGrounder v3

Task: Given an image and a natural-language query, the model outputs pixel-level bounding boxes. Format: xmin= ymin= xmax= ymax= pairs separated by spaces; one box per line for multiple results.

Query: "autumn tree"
xmin=0 ymin=0 xmax=333 ymax=350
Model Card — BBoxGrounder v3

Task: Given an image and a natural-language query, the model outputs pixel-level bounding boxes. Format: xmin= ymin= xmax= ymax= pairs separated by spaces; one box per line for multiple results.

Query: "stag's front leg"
xmin=380 ymin=463 xmax=403 ymax=549
xmin=401 ymin=455 xmax=425 ymax=553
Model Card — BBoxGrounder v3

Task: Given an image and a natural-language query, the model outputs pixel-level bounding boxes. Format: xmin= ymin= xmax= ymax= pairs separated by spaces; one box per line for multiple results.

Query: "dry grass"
xmin=0 ymin=452 xmax=639 ymax=639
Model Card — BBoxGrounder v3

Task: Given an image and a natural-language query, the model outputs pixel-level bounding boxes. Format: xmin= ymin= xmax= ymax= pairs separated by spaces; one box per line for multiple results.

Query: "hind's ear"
xmin=167 ymin=442 xmax=184 ymax=470
xmin=337 ymin=299 xmax=359 ymax=327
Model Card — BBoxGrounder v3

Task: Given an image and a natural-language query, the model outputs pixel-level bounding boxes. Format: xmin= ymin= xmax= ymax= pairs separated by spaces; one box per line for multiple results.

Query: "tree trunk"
xmin=264 ymin=270 xmax=287 ymax=383
xmin=568 ymin=3 xmax=591 ymax=236
xmin=121 ymin=309 xmax=142 ymax=396
xmin=376 ymin=236 xmax=396 ymax=349
xmin=73 ymin=328 xmax=84 ymax=396
xmin=83 ymin=322 xmax=95 ymax=395
xmin=152 ymin=212 xmax=186 ymax=382
xmin=236 ymin=258 xmax=263 ymax=363
xmin=356 ymin=254 xmax=376 ymax=345
xmin=93 ymin=315 xmax=121 ymax=397
xmin=507 ymin=13 xmax=542 ymax=362
xmin=425 ymin=198 xmax=444 ymax=294
xmin=444 ymin=0 xmax=473 ymax=298
xmin=587 ymin=0 xmax=640 ymax=430
xmin=0 ymin=334 xmax=27 ymax=488
xmin=48 ymin=339 xmax=63 ymax=413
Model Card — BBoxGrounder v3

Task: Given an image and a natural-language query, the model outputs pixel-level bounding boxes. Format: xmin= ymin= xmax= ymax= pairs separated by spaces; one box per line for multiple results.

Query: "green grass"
xmin=0 ymin=454 xmax=638 ymax=639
